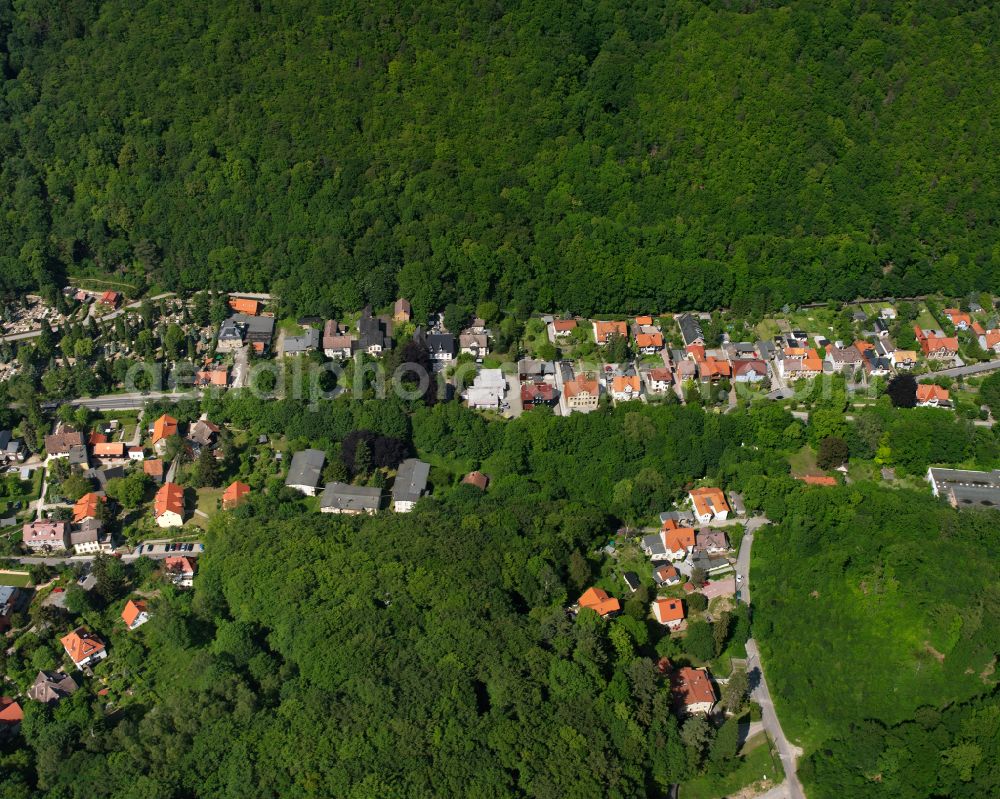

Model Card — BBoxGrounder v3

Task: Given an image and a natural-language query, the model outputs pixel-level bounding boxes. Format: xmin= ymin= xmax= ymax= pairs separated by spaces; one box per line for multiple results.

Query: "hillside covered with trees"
xmin=0 ymin=0 xmax=998 ymax=315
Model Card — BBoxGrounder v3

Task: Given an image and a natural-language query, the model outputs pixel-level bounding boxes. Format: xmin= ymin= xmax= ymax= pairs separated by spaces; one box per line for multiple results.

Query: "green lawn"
xmin=787 ymin=445 xmax=819 ymax=478
xmin=277 ymin=317 xmax=305 ymax=336
xmin=0 ymin=570 xmax=32 ymax=587
xmin=914 ymin=305 xmax=940 ymax=330
xmin=680 ymin=732 xmax=784 ymax=799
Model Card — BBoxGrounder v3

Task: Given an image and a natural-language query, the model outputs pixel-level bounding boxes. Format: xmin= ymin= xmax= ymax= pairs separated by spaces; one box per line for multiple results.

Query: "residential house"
xmin=461 ymin=471 xmax=489 ymax=490
xmin=61 ymin=627 xmax=107 ymax=670
xmin=92 ymin=442 xmax=125 ymax=459
xmin=645 ymin=367 xmax=673 ymax=393
xmin=22 ymin=520 xmax=69 ymax=551
xmin=698 ymin=357 xmax=731 ymax=382
xmin=0 ymin=585 xmax=26 ymax=631
xmin=825 ymin=344 xmax=863 ymax=372
xmin=164 ymin=556 xmax=197 ymax=587
xmin=943 ymin=308 xmax=972 ymax=330
xmin=392 ymin=458 xmax=430 ymax=512
xmin=622 ymin=571 xmax=641 ymax=593
xmin=0 ymin=697 xmax=23 ymax=737
xmin=978 ymin=329 xmax=1000 ymax=354
xmin=459 ymin=331 xmax=489 ymax=360
xmin=675 ymin=360 xmax=697 ymax=382
xmin=233 ymin=314 xmax=275 ymax=353
xmin=676 ymin=314 xmax=704 ymax=346
xmin=228 ymin=297 xmax=260 ymax=316
xmin=653 ymin=564 xmax=681 ymax=587
xmin=689 ymin=487 xmax=730 ymax=524
xmin=916 ymin=384 xmax=951 ymax=408
xmin=151 ymin=414 xmax=179 ymax=454
xmin=121 ymin=599 xmax=149 ymax=631
xmin=517 ymin=358 xmax=555 ymax=380
xmin=70 ymin=519 xmax=112 ymax=555
xmin=222 ymin=480 xmax=250 ymax=510
xmin=593 ymin=319 xmax=628 ymax=345
xmin=548 ymin=319 xmax=577 ymax=341
xmin=465 ymin=368 xmax=507 ymax=409
xmin=927 ymin=467 xmax=1000 ymax=509
xmin=0 ymin=431 xmax=24 ymax=461
xmin=635 ymin=331 xmax=664 ymax=353
xmin=195 ymin=365 xmax=229 ymax=387
xmin=862 ymin=349 xmax=892 ymax=377
xmin=27 ymin=671 xmax=77 ymax=705
xmin=187 ymin=419 xmax=220 ymax=449
xmin=285 ymin=449 xmax=326 ymax=495
xmin=281 ymin=326 xmax=320 ymax=356
xmin=393 ymin=298 xmax=411 ymax=323
xmin=216 ymin=318 xmax=246 ymax=352
xmin=99 ymin=291 xmax=121 ymax=309
xmin=143 ymin=458 xmax=165 ymax=484
xmin=68 ymin=444 xmax=89 ymax=468
xmin=564 ymin=377 xmax=600 ymax=412
xmin=72 ymin=492 xmax=105 ymax=524
xmin=642 ymin=520 xmax=696 ymax=562
xmin=357 ymin=307 xmax=391 ymax=354
xmin=915 ymin=326 xmax=959 ymax=359
xmin=322 ymin=320 xmax=355 ymax=359
xmin=521 ymin=381 xmax=558 ymax=409
xmin=891 ymin=350 xmax=918 ymax=369
xmin=319 ymin=482 xmax=382 ymax=515
xmin=44 ymin=430 xmax=84 ymax=457
xmin=694 ymin=528 xmax=729 ymax=554
xmin=873 ymin=317 xmax=890 ymax=337
xmin=652 ymin=598 xmax=685 ymax=629
xmin=576 ymin=587 xmax=620 ymax=619
xmin=731 ymin=359 xmax=768 ymax=383
xmin=757 ymin=340 xmax=777 ymax=361
xmin=670 ymin=666 xmax=717 ymax=715
xmin=777 ymin=347 xmax=823 ymax=380
xmin=154 ymin=482 xmax=185 ymax=528
xmin=611 ymin=375 xmax=642 ymax=402
xmin=424 ymin=332 xmax=456 ymax=362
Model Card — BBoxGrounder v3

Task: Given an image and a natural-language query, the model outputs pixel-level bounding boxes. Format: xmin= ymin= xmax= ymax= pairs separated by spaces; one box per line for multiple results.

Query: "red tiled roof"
xmin=0 ymin=696 xmax=24 ymax=724
xmin=916 ymin=384 xmax=950 ymax=403
xmin=60 ymin=627 xmax=105 ymax=663
xmin=228 ymin=298 xmax=259 ymax=315
xmin=578 ymin=587 xmax=620 ymax=617
xmin=653 ymin=597 xmax=685 ymax=624
xmin=461 ymin=471 xmax=490 ymax=490
xmin=154 ymin=482 xmax=184 ymax=518
xmin=222 ymin=481 xmax=250 ymax=509
xmin=594 ymin=320 xmax=627 ymax=341
xmin=73 ymin=492 xmax=105 ymax=523
xmin=93 ymin=442 xmax=125 ymax=457
xmin=671 ymin=666 xmax=716 ymax=708
xmin=151 ymin=414 xmax=178 ymax=444
xmin=564 ymin=378 xmax=598 ymax=398
xmin=121 ymin=599 xmax=147 ymax=627
xmin=552 ymin=319 xmax=577 ymax=332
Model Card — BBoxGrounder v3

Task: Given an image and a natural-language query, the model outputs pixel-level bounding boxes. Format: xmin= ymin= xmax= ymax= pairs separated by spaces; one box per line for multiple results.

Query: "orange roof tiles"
xmin=686 ymin=344 xmax=706 ymax=362
xmin=564 ymin=377 xmax=599 ymax=398
xmin=222 ymin=480 xmax=251 ymax=509
xmin=612 ymin=375 xmax=641 ymax=394
xmin=649 ymin=367 xmax=672 ymax=382
xmin=699 ymin=357 xmax=731 ymax=379
xmin=72 ymin=492 xmax=105 ymax=523
xmin=228 ymin=298 xmax=259 ymax=315
xmin=154 ymin=482 xmax=184 ymax=518
xmin=984 ymin=330 xmax=1000 ymax=349
xmin=662 ymin=519 xmax=696 ymax=552
xmin=0 ymin=696 xmax=23 ymax=724
xmin=653 ymin=597 xmax=685 ymax=624
xmin=60 ymin=627 xmax=105 ymax=663
xmin=916 ymin=384 xmax=950 ymax=403
xmin=671 ymin=666 xmax=716 ymax=709
xmin=944 ymin=308 xmax=971 ymax=327
xmin=87 ymin=432 xmax=108 ymax=446
xmin=690 ymin=487 xmax=729 ymax=519
xmin=971 ymin=322 xmax=985 ymax=336
xmin=798 ymin=475 xmax=837 ymax=486
xmin=578 ymin=587 xmax=621 ymax=617
xmin=93 ymin=442 xmax=125 ymax=457
xmin=143 ymin=459 xmax=164 ymax=477
xmin=552 ymin=319 xmax=577 ymax=332
xmin=461 ymin=471 xmax=490 ymax=490
xmin=121 ymin=599 xmax=147 ymax=627
xmin=635 ymin=332 xmax=664 ymax=349
xmin=594 ymin=320 xmax=628 ymax=341
xmin=164 ymin=556 xmax=197 ymax=576
xmin=151 ymin=414 xmax=178 ymax=444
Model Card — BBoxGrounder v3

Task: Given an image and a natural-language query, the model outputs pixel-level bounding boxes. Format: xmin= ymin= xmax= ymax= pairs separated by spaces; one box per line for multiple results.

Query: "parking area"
xmin=136 ymin=541 xmax=204 ymax=557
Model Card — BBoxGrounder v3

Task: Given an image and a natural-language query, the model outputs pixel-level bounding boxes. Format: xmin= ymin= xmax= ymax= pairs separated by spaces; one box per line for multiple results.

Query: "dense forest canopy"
xmin=0 ymin=0 xmax=998 ymax=315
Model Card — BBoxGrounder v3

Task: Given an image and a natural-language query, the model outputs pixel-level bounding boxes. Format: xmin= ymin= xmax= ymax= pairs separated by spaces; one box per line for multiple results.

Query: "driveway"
xmin=736 ymin=515 xmax=805 ymax=799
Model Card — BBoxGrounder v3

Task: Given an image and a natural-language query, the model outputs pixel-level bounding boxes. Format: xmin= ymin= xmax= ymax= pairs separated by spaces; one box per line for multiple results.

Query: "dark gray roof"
xmin=426 ymin=333 xmax=455 ymax=357
xmin=659 ymin=510 xmax=695 ymax=524
xmin=218 ymin=318 xmax=245 ymax=341
xmin=358 ymin=308 xmax=391 ymax=350
xmin=283 ymin=328 xmax=320 ymax=354
xmin=393 ymin=458 xmax=430 ymax=503
xmin=285 ymin=449 xmax=326 ymax=489
xmin=0 ymin=430 xmax=10 ymax=450
xmin=677 ymin=314 xmax=704 ymax=345
xmin=929 ymin=468 xmax=1000 ymax=509
xmin=232 ymin=314 xmax=275 ymax=341
xmin=642 ymin=533 xmax=666 ymax=558
xmin=68 ymin=445 xmax=89 ymax=466
xmin=319 ymin=482 xmax=382 ymax=512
